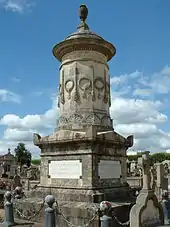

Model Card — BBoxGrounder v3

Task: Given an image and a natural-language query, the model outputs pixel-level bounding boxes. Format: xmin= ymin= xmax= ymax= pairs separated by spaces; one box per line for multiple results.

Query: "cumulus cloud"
xmin=0 ymin=95 xmax=59 ymax=134
xmin=0 ymin=95 xmax=59 ymax=157
xmin=0 ymin=66 xmax=170 ymax=156
xmin=0 ymin=0 xmax=34 ymax=13
xmin=3 ymin=128 xmax=34 ymax=141
xmin=110 ymin=97 xmax=167 ymax=125
xmin=110 ymin=71 xmax=142 ymax=86
xmin=0 ymin=89 xmax=21 ymax=103
xmin=110 ymin=97 xmax=170 ymax=152
xmin=132 ymin=88 xmax=152 ymax=97
xmin=138 ymin=65 xmax=170 ymax=95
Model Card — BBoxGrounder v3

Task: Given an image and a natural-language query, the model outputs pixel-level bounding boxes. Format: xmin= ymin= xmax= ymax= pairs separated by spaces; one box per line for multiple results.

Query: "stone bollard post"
xmin=14 ymin=186 xmax=23 ymax=199
xmin=2 ymin=191 xmax=16 ymax=227
xmin=99 ymin=201 xmax=113 ymax=227
xmin=44 ymin=195 xmax=57 ymax=227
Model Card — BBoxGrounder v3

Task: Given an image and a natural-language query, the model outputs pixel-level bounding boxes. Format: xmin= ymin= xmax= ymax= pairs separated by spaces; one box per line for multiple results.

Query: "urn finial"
xmin=78 ymin=4 xmax=88 ymax=22
xmin=77 ymin=5 xmax=89 ymax=31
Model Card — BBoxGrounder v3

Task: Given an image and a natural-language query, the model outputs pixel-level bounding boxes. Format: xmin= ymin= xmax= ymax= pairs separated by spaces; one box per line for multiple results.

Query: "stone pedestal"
xmin=34 ymin=131 xmax=133 ymax=203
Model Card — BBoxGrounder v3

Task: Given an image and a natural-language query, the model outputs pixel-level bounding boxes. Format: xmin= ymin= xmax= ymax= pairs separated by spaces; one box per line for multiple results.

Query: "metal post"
xmin=44 ymin=195 xmax=57 ymax=227
xmin=2 ymin=191 xmax=16 ymax=227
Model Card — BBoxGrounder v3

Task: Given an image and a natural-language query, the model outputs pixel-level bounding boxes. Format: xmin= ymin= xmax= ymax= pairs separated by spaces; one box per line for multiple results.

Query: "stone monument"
xmin=15 ymin=5 xmax=134 ymax=226
xmin=33 ymin=4 xmax=133 ymax=203
xmin=130 ymin=151 xmax=164 ymax=227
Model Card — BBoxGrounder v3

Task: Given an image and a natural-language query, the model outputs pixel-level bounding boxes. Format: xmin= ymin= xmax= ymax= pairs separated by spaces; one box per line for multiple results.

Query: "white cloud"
xmin=110 ymin=71 xmax=142 ymax=86
xmin=138 ymin=65 xmax=170 ymax=95
xmin=0 ymin=97 xmax=59 ymax=131
xmin=161 ymin=65 xmax=170 ymax=75
xmin=0 ymin=66 xmax=170 ymax=156
xmin=0 ymin=89 xmax=21 ymax=103
xmin=0 ymin=96 xmax=59 ymax=157
xmin=3 ymin=128 xmax=34 ymax=141
xmin=0 ymin=0 xmax=34 ymax=13
xmin=133 ymin=88 xmax=152 ymax=97
xmin=110 ymin=97 xmax=167 ymax=125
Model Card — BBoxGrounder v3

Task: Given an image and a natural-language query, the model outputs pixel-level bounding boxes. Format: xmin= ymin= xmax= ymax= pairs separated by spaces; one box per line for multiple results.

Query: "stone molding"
xmin=53 ymin=37 xmax=116 ymax=62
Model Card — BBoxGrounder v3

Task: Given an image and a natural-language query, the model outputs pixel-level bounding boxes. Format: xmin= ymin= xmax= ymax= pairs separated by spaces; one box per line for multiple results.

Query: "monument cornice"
xmin=52 ymin=37 xmax=116 ymax=62
xmin=34 ymin=137 xmax=130 ymax=149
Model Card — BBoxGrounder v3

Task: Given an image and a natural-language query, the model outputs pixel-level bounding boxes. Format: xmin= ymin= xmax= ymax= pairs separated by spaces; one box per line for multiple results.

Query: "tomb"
xmin=33 ymin=4 xmax=133 ymax=203
xmin=15 ymin=5 xmax=134 ymax=226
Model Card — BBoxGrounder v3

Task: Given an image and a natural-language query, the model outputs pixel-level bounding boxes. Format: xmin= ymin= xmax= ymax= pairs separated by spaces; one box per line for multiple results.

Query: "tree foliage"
xmin=128 ymin=152 xmax=170 ymax=163
xmin=31 ymin=159 xmax=41 ymax=165
xmin=14 ymin=143 xmax=32 ymax=169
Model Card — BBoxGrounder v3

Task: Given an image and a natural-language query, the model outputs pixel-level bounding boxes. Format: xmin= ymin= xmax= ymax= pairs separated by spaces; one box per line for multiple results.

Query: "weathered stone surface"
xmin=130 ymin=152 xmax=164 ymax=227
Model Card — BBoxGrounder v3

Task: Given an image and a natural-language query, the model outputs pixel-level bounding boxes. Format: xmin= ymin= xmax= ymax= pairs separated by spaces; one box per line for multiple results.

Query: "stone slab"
xmin=49 ymin=160 xmax=82 ymax=179
xmin=98 ymin=160 xmax=121 ymax=179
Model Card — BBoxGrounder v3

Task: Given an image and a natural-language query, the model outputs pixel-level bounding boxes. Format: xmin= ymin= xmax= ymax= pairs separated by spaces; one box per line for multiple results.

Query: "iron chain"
xmin=60 ymin=211 xmax=98 ymax=227
xmin=55 ymin=201 xmax=98 ymax=227
xmin=111 ymin=211 xmax=130 ymax=226
xmin=13 ymin=200 xmax=45 ymax=221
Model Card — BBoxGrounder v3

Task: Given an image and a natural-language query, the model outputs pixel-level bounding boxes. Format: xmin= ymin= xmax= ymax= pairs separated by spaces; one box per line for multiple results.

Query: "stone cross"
xmin=138 ymin=151 xmax=151 ymax=190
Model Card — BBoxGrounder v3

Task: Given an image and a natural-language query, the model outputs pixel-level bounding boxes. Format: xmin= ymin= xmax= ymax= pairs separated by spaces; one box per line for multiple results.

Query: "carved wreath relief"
xmin=58 ymin=63 xmax=111 ymax=106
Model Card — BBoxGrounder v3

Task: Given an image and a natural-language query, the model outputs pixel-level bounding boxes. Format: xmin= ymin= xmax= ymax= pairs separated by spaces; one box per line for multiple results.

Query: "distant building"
xmin=0 ymin=149 xmax=16 ymax=178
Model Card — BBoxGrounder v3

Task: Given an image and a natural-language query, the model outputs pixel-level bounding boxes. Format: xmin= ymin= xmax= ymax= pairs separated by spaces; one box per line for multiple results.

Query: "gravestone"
xmin=0 ymin=165 xmax=3 ymax=178
xmin=13 ymin=175 xmax=21 ymax=189
xmin=1 ymin=161 xmax=8 ymax=178
xmin=155 ymin=163 xmax=168 ymax=201
xmin=130 ymin=151 xmax=164 ymax=227
xmin=9 ymin=164 xmax=17 ymax=179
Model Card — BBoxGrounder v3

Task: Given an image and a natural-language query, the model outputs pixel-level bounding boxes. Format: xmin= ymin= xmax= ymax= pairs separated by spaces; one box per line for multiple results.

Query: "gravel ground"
xmin=0 ymin=209 xmax=4 ymax=221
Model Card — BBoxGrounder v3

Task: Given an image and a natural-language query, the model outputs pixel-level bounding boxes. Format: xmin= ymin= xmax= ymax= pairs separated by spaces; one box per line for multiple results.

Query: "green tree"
xmin=127 ymin=155 xmax=138 ymax=162
xmin=150 ymin=152 xmax=169 ymax=163
xmin=14 ymin=143 xmax=32 ymax=171
xmin=127 ymin=152 xmax=170 ymax=164
xmin=31 ymin=159 xmax=41 ymax=165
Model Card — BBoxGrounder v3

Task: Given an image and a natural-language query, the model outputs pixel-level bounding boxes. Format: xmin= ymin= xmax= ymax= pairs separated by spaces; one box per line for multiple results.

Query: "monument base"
xmin=25 ymin=184 xmax=132 ymax=203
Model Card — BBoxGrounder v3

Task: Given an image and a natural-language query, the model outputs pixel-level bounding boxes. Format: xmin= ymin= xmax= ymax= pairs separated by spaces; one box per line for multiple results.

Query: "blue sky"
xmin=0 ymin=0 xmax=170 ymax=157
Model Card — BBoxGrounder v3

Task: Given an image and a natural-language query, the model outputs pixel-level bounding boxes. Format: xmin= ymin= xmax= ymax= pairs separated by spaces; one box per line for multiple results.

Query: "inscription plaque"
xmin=98 ymin=160 xmax=121 ymax=179
xmin=49 ymin=160 xmax=82 ymax=179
